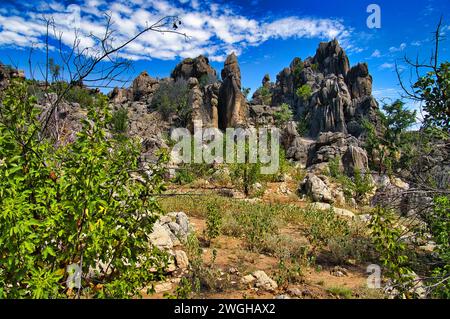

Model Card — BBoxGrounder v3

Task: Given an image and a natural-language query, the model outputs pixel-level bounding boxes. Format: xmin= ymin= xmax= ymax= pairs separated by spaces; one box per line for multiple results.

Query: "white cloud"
xmin=389 ymin=43 xmax=406 ymax=53
xmin=371 ymin=49 xmax=381 ymax=58
xmin=0 ymin=0 xmax=353 ymax=62
xmin=379 ymin=62 xmax=395 ymax=70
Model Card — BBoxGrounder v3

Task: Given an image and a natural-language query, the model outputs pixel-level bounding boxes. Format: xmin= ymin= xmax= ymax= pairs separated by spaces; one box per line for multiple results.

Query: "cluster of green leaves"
xmin=273 ymin=103 xmax=293 ymax=126
xmin=241 ymin=87 xmax=251 ymax=99
xmin=363 ymin=100 xmax=416 ymax=174
xmin=151 ymin=79 xmax=190 ymax=125
xmin=327 ymin=157 xmax=374 ymax=204
xmin=0 ymin=80 xmax=169 ymax=298
xmin=296 ymin=84 xmax=312 ymax=102
xmin=369 ymin=208 xmax=416 ymax=297
xmin=52 ymin=82 xmax=96 ymax=107
xmin=204 ymin=201 xmax=222 ymax=245
xmin=413 ymin=62 xmax=450 ymax=131
xmin=296 ymin=112 xmax=310 ymax=136
xmin=255 ymin=86 xmax=272 ymax=105
xmin=427 ymin=196 xmax=450 ymax=298
xmin=110 ymin=107 xmax=129 ymax=135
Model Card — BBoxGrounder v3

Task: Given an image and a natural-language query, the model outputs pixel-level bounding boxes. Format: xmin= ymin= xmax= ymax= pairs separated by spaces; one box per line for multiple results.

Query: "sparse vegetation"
xmin=274 ymin=103 xmax=293 ymax=126
xmin=151 ymin=79 xmax=190 ymax=125
xmin=296 ymin=84 xmax=312 ymax=102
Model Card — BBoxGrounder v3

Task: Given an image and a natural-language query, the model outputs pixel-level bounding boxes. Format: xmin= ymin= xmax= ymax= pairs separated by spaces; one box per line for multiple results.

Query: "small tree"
xmin=363 ymin=100 xmax=416 ymax=174
xmin=296 ymin=84 xmax=312 ymax=102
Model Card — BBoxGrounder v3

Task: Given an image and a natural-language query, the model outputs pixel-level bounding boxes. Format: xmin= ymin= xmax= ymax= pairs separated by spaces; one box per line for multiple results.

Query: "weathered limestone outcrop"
xmin=265 ymin=39 xmax=382 ymax=138
xmin=218 ymin=53 xmax=248 ymax=129
xmin=130 ymin=71 xmax=160 ymax=102
xmin=171 ymin=55 xmax=217 ymax=82
xmin=306 ymin=132 xmax=369 ymax=176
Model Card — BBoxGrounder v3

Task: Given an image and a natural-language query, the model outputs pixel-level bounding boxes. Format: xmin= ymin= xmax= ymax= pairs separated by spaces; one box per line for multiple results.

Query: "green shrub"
xmin=172 ymin=168 xmax=195 ymax=185
xmin=204 ymin=202 xmax=222 ymax=245
xmin=255 ymin=86 xmax=272 ymax=105
xmin=111 ymin=107 xmax=129 ymax=134
xmin=327 ymin=286 xmax=353 ymax=299
xmin=296 ymin=113 xmax=310 ymax=136
xmin=296 ymin=84 xmax=312 ymax=102
xmin=152 ymin=80 xmax=190 ymax=125
xmin=0 ymin=80 xmax=169 ymax=298
xmin=199 ymin=74 xmax=218 ymax=87
xmin=274 ymin=103 xmax=293 ymax=126
xmin=328 ymin=156 xmax=342 ymax=179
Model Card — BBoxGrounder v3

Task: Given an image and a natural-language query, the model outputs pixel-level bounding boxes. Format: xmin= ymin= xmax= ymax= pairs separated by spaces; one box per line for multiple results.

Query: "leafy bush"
xmin=54 ymin=82 xmax=96 ymax=107
xmin=0 ymin=80 xmax=169 ymax=298
xmin=369 ymin=208 xmax=415 ymax=297
xmin=152 ymin=79 xmax=190 ymax=125
xmin=296 ymin=84 xmax=312 ymax=102
xmin=110 ymin=107 xmax=128 ymax=134
xmin=363 ymin=100 xmax=416 ymax=174
xmin=255 ymin=86 xmax=272 ymax=105
xmin=340 ymin=170 xmax=375 ymax=204
xmin=204 ymin=202 xmax=222 ymax=245
xmin=296 ymin=112 xmax=310 ymax=136
xmin=172 ymin=168 xmax=195 ymax=185
xmin=274 ymin=103 xmax=293 ymax=126
xmin=327 ymin=156 xmax=342 ymax=179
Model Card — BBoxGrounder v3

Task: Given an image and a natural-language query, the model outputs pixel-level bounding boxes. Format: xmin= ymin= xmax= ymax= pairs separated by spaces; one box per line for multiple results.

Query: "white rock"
xmin=241 ymin=274 xmax=256 ymax=285
xmin=310 ymin=202 xmax=332 ymax=210
xmin=333 ymin=207 xmax=356 ymax=218
xmin=252 ymin=270 xmax=278 ymax=291
xmin=149 ymin=223 xmax=174 ymax=250
xmin=174 ymin=250 xmax=189 ymax=269
xmin=154 ymin=282 xmax=173 ymax=293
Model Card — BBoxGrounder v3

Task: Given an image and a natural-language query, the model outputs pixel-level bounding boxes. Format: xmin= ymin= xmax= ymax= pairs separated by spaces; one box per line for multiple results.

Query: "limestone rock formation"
xmin=268 ymin=39 xmax=382 ymax=138
xmin=306 ymin=132 xmax=369 ymax=176
xmin=130 ymin=71 xmax=160 ymax=102
xmin=218 ymin=53 xmax=248 ymax=129
xmin=313 ymin=39 xmax=350 ymax=76
xmin=171 ymin=55 xmax=217 ymax=83
xmin=299 ymin=173 xmax=334 ymax=204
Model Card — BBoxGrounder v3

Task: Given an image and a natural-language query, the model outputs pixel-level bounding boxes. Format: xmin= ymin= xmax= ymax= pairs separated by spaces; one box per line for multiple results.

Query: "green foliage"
xmin=428 ymin=195 xmax=450 ymax=298
xmin=0 ymin=80 xmax=169 ymax=298
xmin=339 ymin=169 xmax=375 ymax=204
xmin=327 ymin=286 xmax=353 ymax=299
xmin=48 ymin=58 xmax=60 ymax=82
xmin=363 ymin=100 xmax=416 ymax=174
xmin=296 ymin=84 xmax=312 ymax=102
xmin=328 ymin=156 xmax=342 ymax=179
xmin=255 ymin=86 xmax=272 ymax=105
xmin=229 ymin=140 xmax=261 ymax=197
xmin=369 ymin=207 xmax=415 ymax=297
xmin=274 ymin=103 xmax=293 ymax=126
xmin=310 ymin=63 xmax=319 ymax=72
xmin=152 ymin=80 xmax=190 ymax=125
xmin=199 ymin=74 xmax=218 ymax=87
xmin=204 ymin=202 xmax=222 ymax=244
xmin=110 ymin=107 xmax=128 ymax=134
xmin=242 ymin=87 xmax=251 ymax=99
xmin=328 ymin=157 xmax=374 ymax=204
xmin=275 ymin=258 xmax=303 ymax=288
xmin=292 ymin=59 xmax=304 ymax=82
xmin=52 ymin=82 xmax=96 ymax=107
xmin=413 ymin=62 xmax=450 ymax=131
xmin=296 ymin=112 xmax=310 ymax=136
xmin=172 ymin=168 xmax=195 ymax=185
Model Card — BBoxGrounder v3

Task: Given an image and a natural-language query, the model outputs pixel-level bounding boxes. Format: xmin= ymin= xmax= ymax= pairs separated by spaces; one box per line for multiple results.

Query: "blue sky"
xmin=0 ymin=0 xmax=449 ymax=108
